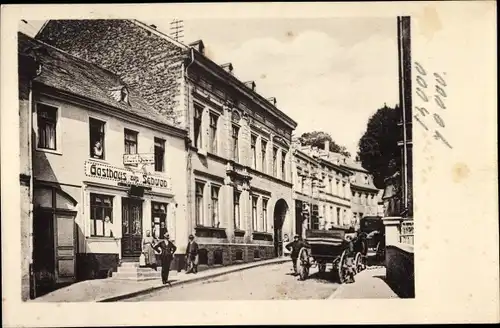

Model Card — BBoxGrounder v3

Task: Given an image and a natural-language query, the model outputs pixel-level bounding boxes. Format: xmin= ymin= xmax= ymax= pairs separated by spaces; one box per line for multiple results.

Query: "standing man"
xmin=185 ymin=234 xmax=199 ymax=274
xmin=153 ymin=232 xmax=177 ymax=284
xmin=285 ymin=234 xmax=309 ymax=276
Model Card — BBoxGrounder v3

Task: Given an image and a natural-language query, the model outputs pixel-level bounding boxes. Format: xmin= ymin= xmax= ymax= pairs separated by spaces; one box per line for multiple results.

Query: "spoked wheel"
xmin=354 ymin=252 xmax=365 ymax=274
xmin=297 ymin=247 xmax=310 ymax=281
xmin=318 ymin=262 xmax=327 ymax=274
xmin=337 ymin=250 xmax=351 ymax=284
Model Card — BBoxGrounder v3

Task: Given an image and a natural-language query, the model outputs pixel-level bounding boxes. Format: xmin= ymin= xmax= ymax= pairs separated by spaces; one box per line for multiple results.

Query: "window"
xmin=211 ymin=186 xmax=220 ymax=227
xmin=37 ymin=103 xmax=58 ymax=150
xmin=272 ymin=147 xmax=278 ymax=177
xmin=90 ymin=194 xmax=114 ymax=237
xmin=281 ymin=151 xmax=287 ymax=179
xmin=330 ymin=206 xmax=334 ymax=224
xmin=232 ymin=125 xmax=239 ymax=162
xmin=328 ymin=178 xmax=333 ymax=194
xmin=195 ymin=182 xmax=205 ymax=226
xmin=251 ymin=135 xmax=257 ymax=169
xmin=300 ymin=176 xmax=305 ymax=192
xmin=336 ymin=207 xmax=341 ymax=225
xmin=89 ymin=118 xmax=105 ymax=159
xmin=124 ymin=129 xmax=138 ymax=155
xmin=261 ymin=140 xmax=267 ymax=173
xmin=151 ymin=202 xmax=167 ymax=239
xmin=252 ymin=195 xmax=258 ymax=231
xmin=209 ymin=113 xmax=218 ymax=154
xmin=262 ymin=198 xmax=268 ymax=232
xmin=233 ymin=191 xmax=241 ymax=230
xmin=194 ymin=104 xmax=203 ymax=148
xmin=154 ymin=137 xmax=165 ymax=172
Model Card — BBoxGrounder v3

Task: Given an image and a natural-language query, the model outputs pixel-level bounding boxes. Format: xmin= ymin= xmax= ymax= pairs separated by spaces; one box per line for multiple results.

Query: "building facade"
xmin=36 ymin=19 xmax=298 ymax=267
xmin=19 ymin=33 xmax=188 ymax=297
xmin=292 ymin=142 xmax=353 ymax=238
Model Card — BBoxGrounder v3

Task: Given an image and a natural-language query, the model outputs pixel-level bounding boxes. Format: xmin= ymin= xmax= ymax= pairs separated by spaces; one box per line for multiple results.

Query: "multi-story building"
xmin=36 ymin=19 xmax=298 ymax=267
xmin=19 ymin=33 xmax=188 ymax=297
xmin=292 ymin=141 xmax=353 ymax=238
xmin=335 ymin=155 xmax=381 ymax=227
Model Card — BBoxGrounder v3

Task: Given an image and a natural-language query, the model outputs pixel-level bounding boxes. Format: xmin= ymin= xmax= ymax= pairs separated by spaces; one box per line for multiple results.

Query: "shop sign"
xmin=84 ymin=160 xmax=170 ymax=190
xmin=123 ymin=153 xmax=155 ymax=165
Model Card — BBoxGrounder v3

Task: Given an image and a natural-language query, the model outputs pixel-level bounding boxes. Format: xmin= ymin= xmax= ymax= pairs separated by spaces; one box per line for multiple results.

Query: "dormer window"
xmin=121 ymin=87 xmax=129 ymax=104
xmin=109 ymin=86 xmax=130 ymax=105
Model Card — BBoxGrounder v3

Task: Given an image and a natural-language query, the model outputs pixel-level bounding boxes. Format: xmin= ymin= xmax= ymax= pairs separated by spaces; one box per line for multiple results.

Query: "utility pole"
xmin=170 ymin=19 xmax=184 ymax=43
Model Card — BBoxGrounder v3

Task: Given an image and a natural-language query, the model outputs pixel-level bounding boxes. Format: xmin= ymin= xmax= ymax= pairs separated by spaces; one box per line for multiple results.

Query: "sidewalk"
xmin=28 ymin=257 xmax=288 ymax=302
xmin=328 ymin=266 xmax=399 ymax=299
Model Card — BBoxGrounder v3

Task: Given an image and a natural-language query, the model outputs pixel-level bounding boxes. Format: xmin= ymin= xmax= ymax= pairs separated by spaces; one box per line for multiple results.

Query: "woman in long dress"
xmin=142 ymin=230 xmax=157 ymax=269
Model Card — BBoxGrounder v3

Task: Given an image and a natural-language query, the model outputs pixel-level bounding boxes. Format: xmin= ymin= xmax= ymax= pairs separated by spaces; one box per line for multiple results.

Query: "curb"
xmin=98 ymin=258 xmax=289 ymax=302
xmin=327 ymin=266 xmax=389 ymax=300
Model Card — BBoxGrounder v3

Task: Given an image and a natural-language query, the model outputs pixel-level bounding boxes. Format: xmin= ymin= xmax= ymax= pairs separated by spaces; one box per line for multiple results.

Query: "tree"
xmin=357 ymin=105 xmax=401 ymax=189
xmin=298 ymin=131 xmax=351 ymax=157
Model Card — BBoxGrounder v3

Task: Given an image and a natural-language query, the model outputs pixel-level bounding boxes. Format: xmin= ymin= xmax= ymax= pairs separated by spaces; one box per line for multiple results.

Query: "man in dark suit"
xmin=153 ymin=232 xmax=177 ymax=284
xmin=185 ymin=234 xmax=199 ymax=274
xmin=285 ymin=234 xmax=310 ymax=276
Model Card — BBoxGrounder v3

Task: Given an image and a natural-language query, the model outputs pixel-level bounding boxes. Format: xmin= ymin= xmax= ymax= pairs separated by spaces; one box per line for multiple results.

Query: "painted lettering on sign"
xmin=84 ymin=161 xmax=171 ymax=189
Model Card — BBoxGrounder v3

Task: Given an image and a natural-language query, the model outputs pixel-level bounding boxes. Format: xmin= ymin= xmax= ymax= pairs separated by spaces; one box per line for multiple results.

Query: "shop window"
xmin=89 ymin=118 xmax=105 ymax=159
xmin=34 ymin=187 xmax=53 ymax=208
xmin=195 ymin=182 xmax=205 ymax=226
xmin=213 ymin=249 xmax=223 ymax=265
xmin=193 ymin=104 xmax=203 ymax=149
xmin=151 ymin=202 xmax=167 ymax=239
xmin=37 ymin=103 xmax=58 ymax=150
xmin=198 ymin=249 xmax=208 ymax=265
xmin=233 ymin=190 xmax=241 ymax=230
xmin=209 ymin=113 xmax=218 ymax=154
xmin=90 ymin=194 xmax=114 ymax=237
xmin=124 ymin=129 xmax=138 ymax=155
xmin=211 ymin=185 xmax=220 ymax=227
xmin=235 ymin=249 xmax=243 ymax=261
xmin=254 ymin=249 xmax=260 ymax=259
xmin=154 ymin=137 xmax=165 ymax=172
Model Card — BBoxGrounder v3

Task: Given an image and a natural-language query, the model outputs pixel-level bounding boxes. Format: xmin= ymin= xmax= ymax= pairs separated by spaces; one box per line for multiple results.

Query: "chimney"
xmin=267 ymin=97 xmax=277 ymax=106
xmin=324 ymin=140 xmax=330 ymax=152
xmin=221 ymin=63 xmax=233 ymax=75
xmin=244 ymin=81 xmax=256 ymax=91
xmin=189 ymin=40 xmax=205 ymax=55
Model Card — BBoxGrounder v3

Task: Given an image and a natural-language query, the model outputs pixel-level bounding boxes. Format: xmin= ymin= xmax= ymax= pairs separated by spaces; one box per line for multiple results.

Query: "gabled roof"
xmin=18 ymin=32 xmax=180 ymax=129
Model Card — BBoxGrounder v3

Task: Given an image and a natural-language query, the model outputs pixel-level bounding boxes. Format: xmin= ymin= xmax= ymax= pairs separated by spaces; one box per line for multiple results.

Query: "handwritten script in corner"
xmin=414 ymin=61 xmax=452 ymax=149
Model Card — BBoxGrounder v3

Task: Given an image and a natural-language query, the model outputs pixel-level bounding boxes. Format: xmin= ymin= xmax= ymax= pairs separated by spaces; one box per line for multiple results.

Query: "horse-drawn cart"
xmin=297 ymin=228 xmax=368 ymax=283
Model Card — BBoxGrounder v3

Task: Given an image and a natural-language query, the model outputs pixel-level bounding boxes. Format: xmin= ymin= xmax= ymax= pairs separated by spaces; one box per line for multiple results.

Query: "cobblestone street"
xmin=124 ymin=262 xmax=340 ymax=301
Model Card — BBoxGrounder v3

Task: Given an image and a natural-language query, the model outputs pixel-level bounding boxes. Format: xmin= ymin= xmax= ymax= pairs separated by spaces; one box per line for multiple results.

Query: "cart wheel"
xmin=297 ymin=247 xmax=310 ymax=281
xmin=354 ymin=252 xmax=364 ymax=274
xmin=318 ymin=262 xmax=326 ymax=274
xmin=337 ymin=250 xmax=350 ymax=284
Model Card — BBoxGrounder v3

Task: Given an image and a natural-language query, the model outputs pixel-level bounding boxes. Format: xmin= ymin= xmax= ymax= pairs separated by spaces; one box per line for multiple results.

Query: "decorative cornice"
xmin=191 ymin=52 xmax=297 ymax=129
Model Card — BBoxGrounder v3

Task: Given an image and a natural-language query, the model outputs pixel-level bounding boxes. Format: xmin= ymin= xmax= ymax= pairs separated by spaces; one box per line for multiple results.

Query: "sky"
xmin=20 ymin=18 xmax=399 ymax=156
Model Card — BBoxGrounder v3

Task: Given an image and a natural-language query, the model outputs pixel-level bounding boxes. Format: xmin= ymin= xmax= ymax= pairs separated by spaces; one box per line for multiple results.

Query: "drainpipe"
xmin=27 ymin=56 xmax=42 ymax=299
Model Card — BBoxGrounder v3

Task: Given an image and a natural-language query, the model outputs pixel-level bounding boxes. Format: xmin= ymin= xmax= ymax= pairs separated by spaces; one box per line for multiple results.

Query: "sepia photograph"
xmin=2 ymin=2 xmax=498 ymax=326
xmin=17 ymin=16 xmax=414 ymax=302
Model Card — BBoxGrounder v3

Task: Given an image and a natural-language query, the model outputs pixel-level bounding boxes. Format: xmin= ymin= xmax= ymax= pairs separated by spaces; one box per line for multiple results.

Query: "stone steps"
xmin=114 ymin=261 xmax=176 ymax=281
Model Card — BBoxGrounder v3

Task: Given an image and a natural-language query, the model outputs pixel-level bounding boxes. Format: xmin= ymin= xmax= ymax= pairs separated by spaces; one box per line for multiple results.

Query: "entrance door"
xmin=273 ymin=199 xmax=288 ymax=257
xmin=54 ymin=214 xmax=76 ymax=284
xmin=122 ymin=198 xmax=143 ymax=258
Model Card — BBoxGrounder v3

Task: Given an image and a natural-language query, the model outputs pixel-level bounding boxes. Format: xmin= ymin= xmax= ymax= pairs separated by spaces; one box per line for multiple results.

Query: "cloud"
xmin=206 ymin=29 xmax=399 ymax=155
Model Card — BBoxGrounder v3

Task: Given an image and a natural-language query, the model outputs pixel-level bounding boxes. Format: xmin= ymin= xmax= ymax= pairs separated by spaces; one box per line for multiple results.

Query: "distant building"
xmin=291 ymin=141 xmax=354 ymax=236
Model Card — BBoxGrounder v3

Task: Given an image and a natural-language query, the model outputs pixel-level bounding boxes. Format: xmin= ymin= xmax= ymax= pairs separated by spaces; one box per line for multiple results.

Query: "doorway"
xmin=121 ymin=198 xmax=143 ymax=258
xmin=273 ymin=199 xmax=289 ymax=257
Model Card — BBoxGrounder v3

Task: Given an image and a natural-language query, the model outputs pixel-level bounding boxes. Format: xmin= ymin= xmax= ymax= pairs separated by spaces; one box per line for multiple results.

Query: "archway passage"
xmin=273 ymin=199 xmax=289 ymax=257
